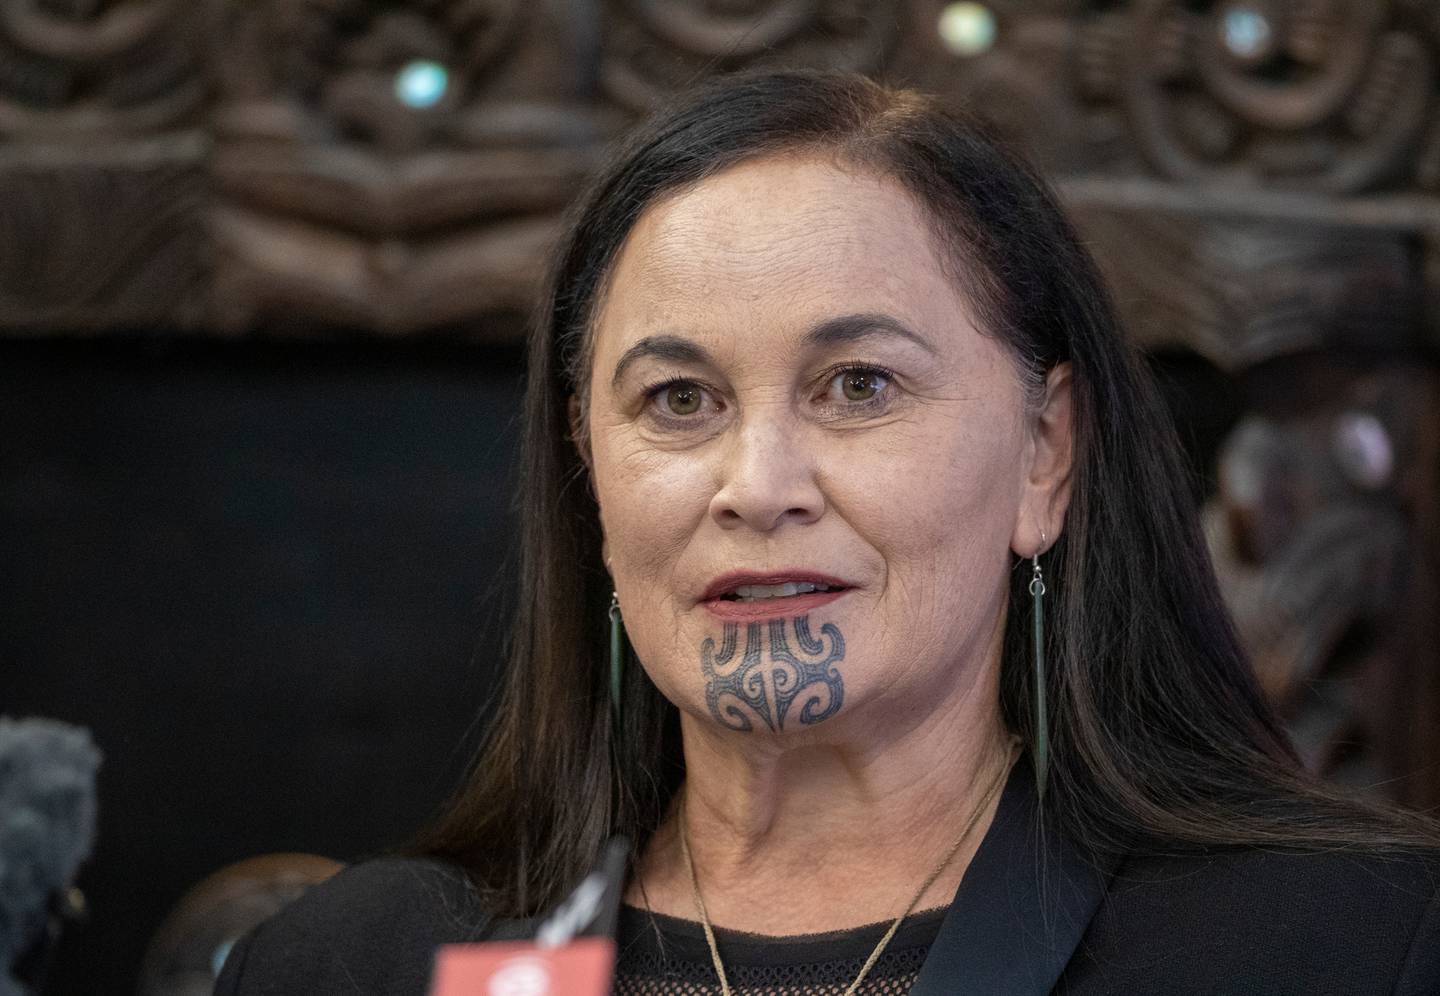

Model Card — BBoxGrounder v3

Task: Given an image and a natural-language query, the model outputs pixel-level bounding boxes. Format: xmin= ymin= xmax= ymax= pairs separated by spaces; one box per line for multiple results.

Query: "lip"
xmin=700 ymin=570 xmax=852 ymax=621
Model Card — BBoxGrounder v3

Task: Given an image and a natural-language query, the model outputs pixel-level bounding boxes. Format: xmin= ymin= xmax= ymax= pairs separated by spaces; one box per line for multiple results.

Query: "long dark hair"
xmin=416 ymin=69 xmax=1439 ymax=916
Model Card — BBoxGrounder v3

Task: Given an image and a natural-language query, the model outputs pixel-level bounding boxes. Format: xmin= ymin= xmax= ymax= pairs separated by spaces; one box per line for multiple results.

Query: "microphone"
xmin=0 ymin=717 xmax=102 ymax=996
xmin=429 ymin=838 xmax=629 ymax=996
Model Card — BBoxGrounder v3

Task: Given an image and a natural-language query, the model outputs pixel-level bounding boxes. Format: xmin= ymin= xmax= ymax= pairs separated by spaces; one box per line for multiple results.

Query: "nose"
xmin=709 ymin=407 xmax=825 ymax=532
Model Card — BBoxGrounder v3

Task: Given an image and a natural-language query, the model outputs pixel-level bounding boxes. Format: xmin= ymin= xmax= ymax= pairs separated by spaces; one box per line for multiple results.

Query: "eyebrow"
xmin=610 ymin=335 xmax=713 ymax=389
xmin=801 ymin=312 xmax=937 ymax=356
xmin=608 ymin=312 xmax=936 ymax=388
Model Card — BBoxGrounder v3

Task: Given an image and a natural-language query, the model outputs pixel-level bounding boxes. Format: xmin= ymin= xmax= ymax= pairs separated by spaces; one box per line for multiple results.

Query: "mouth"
xmin=701 ymin=572 xmax=852 ymax=620
xmin=721 ymin=580 xmax=846 ymax=602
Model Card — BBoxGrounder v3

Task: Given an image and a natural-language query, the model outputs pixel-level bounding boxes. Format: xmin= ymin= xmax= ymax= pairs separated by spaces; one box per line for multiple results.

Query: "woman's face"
xmin=584 ymin=154 xmax=1065 ymax=743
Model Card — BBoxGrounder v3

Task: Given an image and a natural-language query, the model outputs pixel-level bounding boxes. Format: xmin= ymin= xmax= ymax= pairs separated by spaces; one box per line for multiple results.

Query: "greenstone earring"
xmin=608 ymin=591 xmax=624 ymax=726
xmin=1030 ymin=552 xmax=1049 ymax=800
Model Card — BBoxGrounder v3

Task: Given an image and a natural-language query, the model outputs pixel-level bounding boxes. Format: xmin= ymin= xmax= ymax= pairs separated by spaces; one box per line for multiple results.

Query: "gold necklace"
xmin=677 ymin=738 xmax=1020 ymax=996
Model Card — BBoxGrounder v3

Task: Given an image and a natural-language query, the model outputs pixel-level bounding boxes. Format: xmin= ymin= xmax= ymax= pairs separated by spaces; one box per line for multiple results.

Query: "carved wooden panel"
xmin=1201 ymin=362 xmax=1440 ymax=804
xmin=601 ymin=0 xmax=903 ymax=111
xmin=890 ymin=2 xmax=1119 ymax=175
xmin=209 ymin=0 xmax=618 ymax=334
xmin=0 ymin=0 xmax=207 ymax=330
xmin=1063 ymin=193 xmax=1430 ymax=368
xmin=1061 ymin=184 xmax=1439 ymax=807
xmin=0 ymin=0 xmax=205 ymax=136
xmin=1059 ymin=187 xmax=1440 ymax=806
xmin=1078 ymin=0 xmax=1440 ymax=194
xmin=7 ymin=0 xmax=1438 ymax=334
xmin=0 ymin=141 xmax=206 ymax=330
xmin=895 ymin=0 xmax=1440 ymax=192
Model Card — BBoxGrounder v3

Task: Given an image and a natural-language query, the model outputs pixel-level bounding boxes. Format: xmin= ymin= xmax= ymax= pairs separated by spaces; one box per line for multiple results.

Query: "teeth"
xmin=730 ymin=582 xmax=834 ymax=601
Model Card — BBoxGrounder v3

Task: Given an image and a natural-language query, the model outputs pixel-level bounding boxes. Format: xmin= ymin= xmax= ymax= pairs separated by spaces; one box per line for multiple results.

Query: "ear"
xmin=1011 ymin=362 xmax=1074 ymax=558
xmin=568 ymin=393 xmax=594 ymax=473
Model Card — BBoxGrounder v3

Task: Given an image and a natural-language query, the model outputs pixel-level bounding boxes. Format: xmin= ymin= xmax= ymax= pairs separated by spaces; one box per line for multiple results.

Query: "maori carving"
xmin=0 ymin=146 xmax=206 ymax=329
xmin=1201 ymin=365 xmax=1437 ymax=801
xmin=601 ymin=0 xmax=901 ymax=111
xmin=1071 ymin=197 xmax=1439 ymax=804
xmin=1076 ymin=0 xmax=1440 ymax=193
xmin=0 ymin=0 xmax=204 ymax=137
xmin=217 ymin=0 xmax=524 ymax=153
xmin=1064 ymin=203 xmax=1420 ymax=371
xmin=890 ymin=2 xmax=1127 ymax=175
xmin=210 ymin=0 xmax=617 ymax=333
xmin=0 ymin=0 xmax=207 ymax=328
xmin=702 ymin=616 xmax=845 ymax=734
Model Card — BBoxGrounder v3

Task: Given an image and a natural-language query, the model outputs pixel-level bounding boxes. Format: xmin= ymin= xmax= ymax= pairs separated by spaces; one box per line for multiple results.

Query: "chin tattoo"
xmin=701 ymin=615 xmax=845 ymax=733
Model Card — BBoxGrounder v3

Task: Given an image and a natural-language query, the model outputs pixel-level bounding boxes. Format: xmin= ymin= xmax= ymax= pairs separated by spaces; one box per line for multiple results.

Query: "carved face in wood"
xmin=1201 ymin=358 xmax=1431 ymax=785
xmin=581 ymin=153 xmax=1073 ymax=743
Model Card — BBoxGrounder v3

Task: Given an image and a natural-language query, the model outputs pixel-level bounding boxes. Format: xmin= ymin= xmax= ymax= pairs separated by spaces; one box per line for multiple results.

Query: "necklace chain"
xmin=677 ymin=738 xmax=1021 ymax=996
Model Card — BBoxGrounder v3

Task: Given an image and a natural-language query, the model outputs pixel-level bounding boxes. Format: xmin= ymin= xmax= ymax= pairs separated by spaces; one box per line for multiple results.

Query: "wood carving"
xmin=0 ymin=143 xmax=206 ymax=330
xmin=0 ymin=0 xmax=204 ymax=137
xmin=210 ymin=0 xmax=617 ymax=334
xmin=1065 ymin=191 xmax=1438 ymax=804
xmin=900 ymin=2 xmax=1440 ymax=191
xmin=1075 ymin=0 xmax=1440 ymax=192
xmin=887 ymin=2 xmax=1128 ymax=175
xmin=601 ymin=0 xmax=903 ymax=111
xmin=1203 ymin=365 xmax=1439 ymax=805
xmin=0 ymin=0 xmax=206 ymax=329
xmin=1064 ymin=199 xmax=1423 ymax=370
xmin=1044 ymin=0 xmax=1440 ymax=802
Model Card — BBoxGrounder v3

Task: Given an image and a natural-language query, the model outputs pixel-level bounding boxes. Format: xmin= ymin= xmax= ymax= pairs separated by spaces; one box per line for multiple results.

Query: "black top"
xmin=215 ymin=756 xmax=1440 ymax=995
xmin=613 ymin=903 xmax=948 ymax=994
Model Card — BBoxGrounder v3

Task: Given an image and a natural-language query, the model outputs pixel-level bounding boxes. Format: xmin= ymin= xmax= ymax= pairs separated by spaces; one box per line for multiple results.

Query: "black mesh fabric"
xmin=613 ymin=903 xmax=947 ymax=995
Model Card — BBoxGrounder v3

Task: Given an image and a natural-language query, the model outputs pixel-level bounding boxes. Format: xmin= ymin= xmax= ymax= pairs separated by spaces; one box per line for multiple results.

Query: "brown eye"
xmin=837 ymin=370 xmax=886 ymax=402
xmin=664 ymin=383 xmax=703 ymax=415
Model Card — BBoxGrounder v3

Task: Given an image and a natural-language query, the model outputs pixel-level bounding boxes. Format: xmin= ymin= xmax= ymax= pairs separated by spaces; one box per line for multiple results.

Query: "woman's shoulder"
xmin=214 ymin=856 xmax=495 ymax=995
xmin=1062 ymin=843 xmax=1440 ymax=994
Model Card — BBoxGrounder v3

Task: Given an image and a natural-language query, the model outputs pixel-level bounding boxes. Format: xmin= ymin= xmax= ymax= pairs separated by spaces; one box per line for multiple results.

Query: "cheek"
xmin=592 ymin=431 xmax=710 ymax=595
xmin=830 ymin=414 xmax=1023 ymax=617
xmin=592 ymin=442 xmax=714 ymax=708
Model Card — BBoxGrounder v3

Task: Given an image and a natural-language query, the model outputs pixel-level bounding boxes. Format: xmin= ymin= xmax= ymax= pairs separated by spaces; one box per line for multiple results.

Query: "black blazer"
xmin=215 ymin=758 xmax=1440 ymax=995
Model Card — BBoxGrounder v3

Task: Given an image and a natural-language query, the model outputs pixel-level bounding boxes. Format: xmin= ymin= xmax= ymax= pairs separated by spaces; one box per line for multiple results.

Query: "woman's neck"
xmin=626 ymin=662 xmax=1017 ymax=935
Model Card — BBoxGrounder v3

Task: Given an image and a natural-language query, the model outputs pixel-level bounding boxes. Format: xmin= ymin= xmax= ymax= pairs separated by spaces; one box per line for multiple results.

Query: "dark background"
xmin=1 ymin=337 xmax=526 ymax=993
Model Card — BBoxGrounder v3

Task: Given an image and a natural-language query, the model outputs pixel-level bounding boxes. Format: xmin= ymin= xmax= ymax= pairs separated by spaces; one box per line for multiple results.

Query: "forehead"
xmin=592 ymin=154 xmax=975 ymax=353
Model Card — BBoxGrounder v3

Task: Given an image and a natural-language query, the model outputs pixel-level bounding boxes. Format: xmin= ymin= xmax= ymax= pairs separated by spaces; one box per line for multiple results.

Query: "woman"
xmin=217 ymin=70 xmax=1440 ymax=994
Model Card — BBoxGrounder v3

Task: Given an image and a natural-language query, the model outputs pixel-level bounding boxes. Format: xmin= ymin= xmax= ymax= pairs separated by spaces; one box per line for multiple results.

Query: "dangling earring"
xmin=1029 ymin=541 xmax=1049 ymax=801
xmin=608 ymin=591 xmax=624 ymax=726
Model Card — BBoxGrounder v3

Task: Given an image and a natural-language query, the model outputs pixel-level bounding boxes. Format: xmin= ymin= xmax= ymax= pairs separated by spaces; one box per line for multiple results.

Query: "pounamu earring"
xmin=1030 ymin=549 xmax=1049 ymax=801
xmin=608 ymin=591 xmax=624 ymax=726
